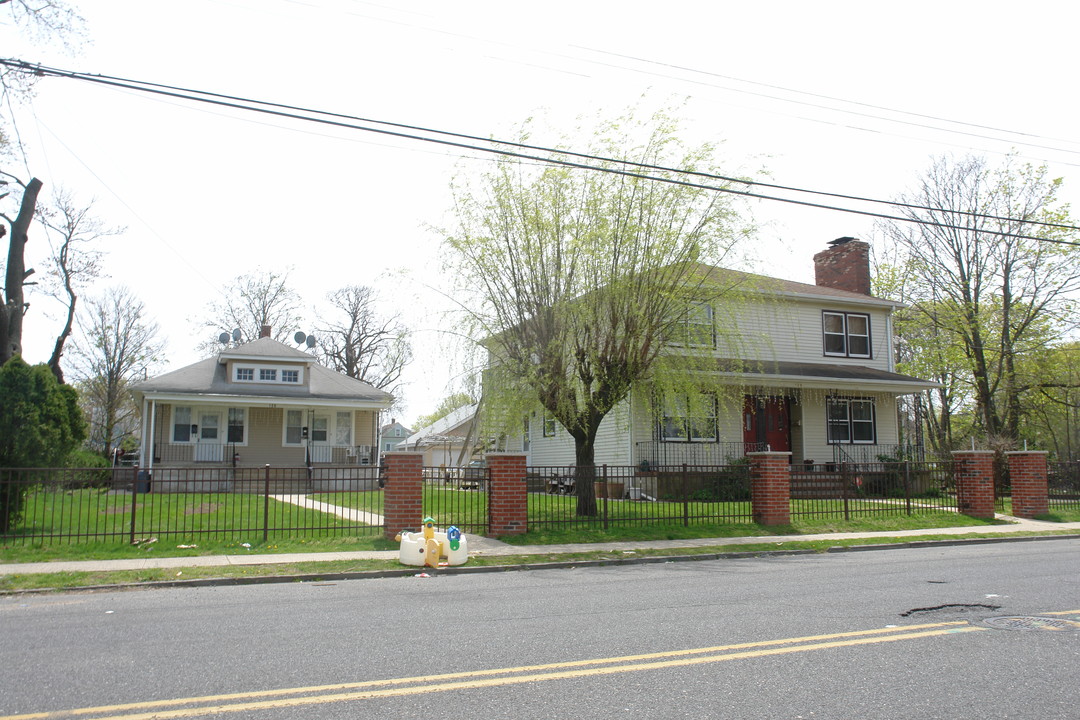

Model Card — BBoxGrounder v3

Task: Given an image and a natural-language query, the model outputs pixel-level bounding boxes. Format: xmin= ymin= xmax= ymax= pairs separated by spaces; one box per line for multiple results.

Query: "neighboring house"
xmin=511 ymin=238 xmax=935 ymax=468
xmin=380 ymin=419 xmax=414 ymax=454
xmin=400 ymin=404 xmax=481 ymax=467
xmin=130 ymin=328 xmax=394 ymax=473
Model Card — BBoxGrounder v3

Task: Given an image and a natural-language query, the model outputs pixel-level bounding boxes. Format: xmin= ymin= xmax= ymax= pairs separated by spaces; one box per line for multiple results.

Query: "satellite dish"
xmin=294 ymin=331 xmax=307 ymax=345
xmin=306 ymin=335 xmax=316 ymax=348
xmin=218 ymin=332 xmax=230 ymax=344
xmin=231 ymin=328 xmax=242 ymax=342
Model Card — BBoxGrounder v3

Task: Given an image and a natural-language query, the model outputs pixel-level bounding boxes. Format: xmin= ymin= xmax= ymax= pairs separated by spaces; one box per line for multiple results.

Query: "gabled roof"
xmin=696 ymin=264 xmax=899 ymax=308
xmin=403 ymin=403 xmax=479 ymax=448
xmin=130 ymin=337 xmax=393 ymax=408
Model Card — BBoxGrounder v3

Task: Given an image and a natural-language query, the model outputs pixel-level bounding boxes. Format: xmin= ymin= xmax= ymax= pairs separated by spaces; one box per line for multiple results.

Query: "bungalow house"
xmin=130 ymin=327 xmax=394 ymax=475
xmin=510 ymin=238 xmax=935 ymax=468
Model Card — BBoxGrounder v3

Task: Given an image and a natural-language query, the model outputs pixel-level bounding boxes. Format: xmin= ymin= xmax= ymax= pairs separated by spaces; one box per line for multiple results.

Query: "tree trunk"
xmin=1 ymin=177 xmax=43 ymax=366
xmin=573 ymin=433 xmax=598 ymax=517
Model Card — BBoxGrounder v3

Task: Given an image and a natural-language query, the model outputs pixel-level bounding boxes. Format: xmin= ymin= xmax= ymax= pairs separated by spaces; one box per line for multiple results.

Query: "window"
xmin=227 ymin=408 xmax=245 ymax=443
xmin=542 ymin=414 xmax=557 ymax=437
xmin=236 ymin=367 xmax=254 ymax=381
xmin=312 ymin=416 xmax=328 ymax=443
xmin=199 ymin=412 xmax=220 ymax=441
xmin=823 ymin=311 xmax=871 ymax=358
xmin=260 ymin=368 xmax=277 ymax=381
xmin=523 ymin=416 xmax=531 ymax=452
xmin=335 ymin=412 xmax=352 ymax=446
xmin=285 ymin=410 xmax=303 ymax=444
xmin=281 ymin=369 xmax=299 ymax=383
xmin=826 ymin=398 xmax=876 ymax=444
xmin=659 ymin=392 xmax=718 ymax=442
xmin=670 ymin=302 xmax=715 ymax=348
xmin=172 ymin=406 xmax=192 ymax=442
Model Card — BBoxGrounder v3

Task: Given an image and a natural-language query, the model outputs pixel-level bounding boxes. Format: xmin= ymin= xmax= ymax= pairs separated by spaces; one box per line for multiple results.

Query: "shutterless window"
xmin=172 ymin=406 xmax=192 ymax=442
xmin=670 ymin=302 xmax=715 ymax=348
xmin=312 ymin=416 xmax=329 ymax=442
xmin=285 ymin=410 xmax=303 ymax=444
xmin=282 ymin=370 xmax=299 ymax=383
xmin=335 ymin=412 xmax=352 ymax=445
xmin=826 ymin=398 xmax=876 ymax=444
xmin=260 ymin=368 xmax=277 ymax=381
xmin=227 ymin=408 xmax=245 ymax=443
xmin=823 ymin=312 xmax=871 ymax=358
xmin=543 ymin=414 xmax=556 ymax=437
xmin=660 ymin=393 xmax=718 ymax=442
xmin=236 ymin=367 xmax=254 ymax=381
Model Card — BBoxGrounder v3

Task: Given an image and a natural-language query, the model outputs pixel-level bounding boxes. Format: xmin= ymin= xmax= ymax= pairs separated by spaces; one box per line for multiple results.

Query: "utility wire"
xmin=3 ymin=57 xmax=1078 ymax=246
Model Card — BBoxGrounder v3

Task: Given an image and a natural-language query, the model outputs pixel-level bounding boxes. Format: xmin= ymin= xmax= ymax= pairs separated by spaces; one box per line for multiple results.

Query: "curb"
xmin=4 ymin=533 xmax=1078 ymax=596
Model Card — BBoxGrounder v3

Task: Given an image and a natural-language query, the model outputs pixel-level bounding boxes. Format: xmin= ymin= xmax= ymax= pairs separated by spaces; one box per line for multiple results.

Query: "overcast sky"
xmin=3 ymin=0 xmax=1079 ymax=424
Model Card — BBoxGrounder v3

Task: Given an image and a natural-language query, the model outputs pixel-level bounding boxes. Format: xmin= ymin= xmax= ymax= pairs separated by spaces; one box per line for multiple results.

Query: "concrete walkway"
xmin=1 ymin=515 xmax=1078 ymax=576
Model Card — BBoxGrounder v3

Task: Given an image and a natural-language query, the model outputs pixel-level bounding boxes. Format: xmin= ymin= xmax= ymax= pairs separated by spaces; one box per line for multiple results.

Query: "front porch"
xmin=152 ymin=441 xmax=376 ymax=467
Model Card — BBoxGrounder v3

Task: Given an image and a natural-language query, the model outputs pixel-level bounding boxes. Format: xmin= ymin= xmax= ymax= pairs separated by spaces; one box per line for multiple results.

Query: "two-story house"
xmin=130 ymin=327 xmax=393 ymax=475
xmin=515 ymin=238 xmax=934 ymax=468
xmin=379 ymin=419 xmax=413 ymax=454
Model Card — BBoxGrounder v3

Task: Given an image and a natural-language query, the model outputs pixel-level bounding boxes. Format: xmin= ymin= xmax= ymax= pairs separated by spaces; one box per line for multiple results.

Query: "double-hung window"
xmin=542 ymin=414 xmax=557 ymax=437
xmin=227 ymin=408 xmax=245 ymax=443
xmin=172 ymin=406 xmax=192 ymax=442
xmin=670 ymin=302 xmax=716 ymax=348
xmin=826 ymin=398 xmax=876 ymax=444
xmin=285 ymin=410 xmax=304 ymax=445
xmin=822 ymin=311 xmax=871 ymax=358
xmin=659 ymin=392 xmax=718 ymax=442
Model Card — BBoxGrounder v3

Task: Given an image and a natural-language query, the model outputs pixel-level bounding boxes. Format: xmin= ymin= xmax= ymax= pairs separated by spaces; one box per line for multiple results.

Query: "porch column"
xmin=1006 ymin=451 xmax=1049 ymax=519
xmin=952 ymin=450 xmax=996 ymax=519
xmin=382 ymin=452 xmax=424 ymax=540
xmin=487 ymin=453 xmax=528 ymax=536
xmin=748 ymin=451 xmax=792 ymax=526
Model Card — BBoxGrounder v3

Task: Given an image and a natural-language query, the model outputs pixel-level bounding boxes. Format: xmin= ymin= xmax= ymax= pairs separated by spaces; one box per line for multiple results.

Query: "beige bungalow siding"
xmin=131 ymin=334 xmax=393 ymax=471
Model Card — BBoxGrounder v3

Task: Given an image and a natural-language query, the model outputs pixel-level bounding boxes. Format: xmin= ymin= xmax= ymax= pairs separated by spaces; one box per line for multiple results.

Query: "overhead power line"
xmin=2 ymin=57 xmax=1078 ymax=246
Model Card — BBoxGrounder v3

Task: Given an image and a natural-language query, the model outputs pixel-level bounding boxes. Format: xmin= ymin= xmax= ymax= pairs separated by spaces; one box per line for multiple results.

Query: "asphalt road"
xmin=2 ymin=539 xmax=1078 ymax=719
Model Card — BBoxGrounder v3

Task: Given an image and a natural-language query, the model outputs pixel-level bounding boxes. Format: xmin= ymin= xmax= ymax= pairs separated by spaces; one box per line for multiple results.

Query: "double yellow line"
xmin=0 ymin=620 xmax=1008 ymax=719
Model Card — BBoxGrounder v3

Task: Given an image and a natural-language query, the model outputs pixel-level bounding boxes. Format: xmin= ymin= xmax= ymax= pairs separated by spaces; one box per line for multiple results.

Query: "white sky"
xmin=3 ymin=0 xmax=1079 ymax=425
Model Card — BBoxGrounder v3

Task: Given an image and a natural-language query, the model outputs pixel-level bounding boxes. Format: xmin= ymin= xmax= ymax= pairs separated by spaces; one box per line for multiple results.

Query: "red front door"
xmin=743 ymin=396 xmax=791 ymax=452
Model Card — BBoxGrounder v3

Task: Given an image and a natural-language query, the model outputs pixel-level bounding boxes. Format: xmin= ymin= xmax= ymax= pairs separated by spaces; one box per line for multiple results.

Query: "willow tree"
xmin=443 ymin=110 xmax=752 ymax=515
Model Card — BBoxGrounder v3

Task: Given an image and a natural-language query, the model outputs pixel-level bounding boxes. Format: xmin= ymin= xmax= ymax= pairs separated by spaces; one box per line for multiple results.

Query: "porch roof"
xmin=715 ymin=359 xmax=939 ymax=393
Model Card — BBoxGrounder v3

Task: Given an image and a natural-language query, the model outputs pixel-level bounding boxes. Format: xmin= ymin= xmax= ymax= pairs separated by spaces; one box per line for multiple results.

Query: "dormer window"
xmin=236 ymin=367 xmax=254 ymax=381
xmin=282 ymin=370 xmax=299 ymax=383
xmin=260 ymin=369 xmax=277 ymax=381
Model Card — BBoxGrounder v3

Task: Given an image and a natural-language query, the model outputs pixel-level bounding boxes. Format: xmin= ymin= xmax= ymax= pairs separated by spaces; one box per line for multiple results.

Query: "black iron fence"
xmin=0 ymin=465 xmax=384 ymax=545
xmin=421 ymin=466 xmax=490 ymax=535
xmin=526 ymin=464 xmax=754 ymax=530
xmin=1048 ymin=461 xmax=1080 ymax=511
xmin=790 ymin=461 xmax=956 ymax=521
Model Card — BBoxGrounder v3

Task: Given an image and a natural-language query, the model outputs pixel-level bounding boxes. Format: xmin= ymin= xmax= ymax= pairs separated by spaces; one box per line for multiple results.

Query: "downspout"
xmin=886 ymin=306 xmax=897 ymax=374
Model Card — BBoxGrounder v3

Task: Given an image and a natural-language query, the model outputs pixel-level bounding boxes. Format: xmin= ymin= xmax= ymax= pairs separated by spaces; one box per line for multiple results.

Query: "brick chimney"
xmin=813 ymin=237 xmax=872 ymax=295
xmin=260 ymin=324 xmax=271 ymax=338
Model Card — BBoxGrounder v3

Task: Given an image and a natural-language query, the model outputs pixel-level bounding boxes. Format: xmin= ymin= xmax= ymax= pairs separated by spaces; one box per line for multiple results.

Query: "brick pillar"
xmin=749 ymin=452 xmax=791 ymax=526
xmin=382 ymin=452 xmax=423 ymax=540
xmin=952 ymin=451 xmax=996 ymax=519
xmin=486 ymin=453 xmax=528 ymax=536
xmin=1006 ymin=451 xmax=1049 ymax=519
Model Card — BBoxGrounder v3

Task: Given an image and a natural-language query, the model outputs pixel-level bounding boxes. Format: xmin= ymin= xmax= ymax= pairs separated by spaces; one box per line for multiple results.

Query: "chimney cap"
xmin=829 ymin=236 xmax=858 ymax=247
xmin=259 ymin=324 xmax=272 ymax=338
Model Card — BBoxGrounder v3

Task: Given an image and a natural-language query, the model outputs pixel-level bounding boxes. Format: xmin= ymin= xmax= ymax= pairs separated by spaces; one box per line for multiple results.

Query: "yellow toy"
xmin=395 ymin=517 xmax=468 ymax=567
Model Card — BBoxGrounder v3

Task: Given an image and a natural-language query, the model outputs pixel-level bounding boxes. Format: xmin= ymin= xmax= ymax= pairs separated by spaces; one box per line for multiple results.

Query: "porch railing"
xmin=635 ymin=441 xmax=768 ymax=469
xmin=152 ymin=442 xmax=375 ymax=466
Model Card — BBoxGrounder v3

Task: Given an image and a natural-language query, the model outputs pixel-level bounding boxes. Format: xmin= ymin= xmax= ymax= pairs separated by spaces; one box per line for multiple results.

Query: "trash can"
xmin=136 ymin=471 xmax=151 ymax=494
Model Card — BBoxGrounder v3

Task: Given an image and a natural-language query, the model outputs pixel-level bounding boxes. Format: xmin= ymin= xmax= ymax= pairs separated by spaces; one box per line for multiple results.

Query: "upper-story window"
xmin=822 ymin=311 xmax=871 ymax=358
xmin=260 ymin=368 xmax=277 ymax=381
xmin=281 ymin=369 xmax=299 ymax=383
xmin=670 ymin=301 xmax=715 ymax=348
xmin=236 ymin=367 xmax=254 ymax=381
xmin=237 ymin=364 xmax=304 ymax=383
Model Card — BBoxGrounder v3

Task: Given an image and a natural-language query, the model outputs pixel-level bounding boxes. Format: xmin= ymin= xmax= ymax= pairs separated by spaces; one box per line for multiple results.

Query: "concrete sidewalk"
xmin=2 ymin=515 xmax=1078 ymax=576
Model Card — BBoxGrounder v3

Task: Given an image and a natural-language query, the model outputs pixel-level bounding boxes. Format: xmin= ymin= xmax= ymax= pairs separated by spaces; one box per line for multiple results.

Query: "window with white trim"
xmin=523 ymin=416 xmax=531 ymax=451
xmin=282 ymin=369 xmax=299 ymax=383
xmin=236 ymin=367 xmax=254 ymax=381
xmin=670 ymin=301 xmax=716 ymax=348
xmin=335 ymin=412 xmax=352 ymax=446
xmin=260 ymin=368 xmax=277 ymax=381
xmin=542 ymin=414 xmax=557 ymax=437
xmin=285 ymin=410 xmax=304 ymax=445
xmin=826 ymin=398 xmax=876 ymax=444
xmin=659 ymin=392 xmax=718 ymax=442
xmin=227 ymin=408 xmax=245 ymax=443
xmin=823 ymin=311 xmax=871 ymax=358
xmin=172 ymin=406 xmax=192 ymax=442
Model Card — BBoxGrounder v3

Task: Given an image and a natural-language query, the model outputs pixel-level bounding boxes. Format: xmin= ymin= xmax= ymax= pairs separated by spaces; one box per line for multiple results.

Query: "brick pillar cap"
xmin=1004 ymin=450 xmax=1049 ymax=456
